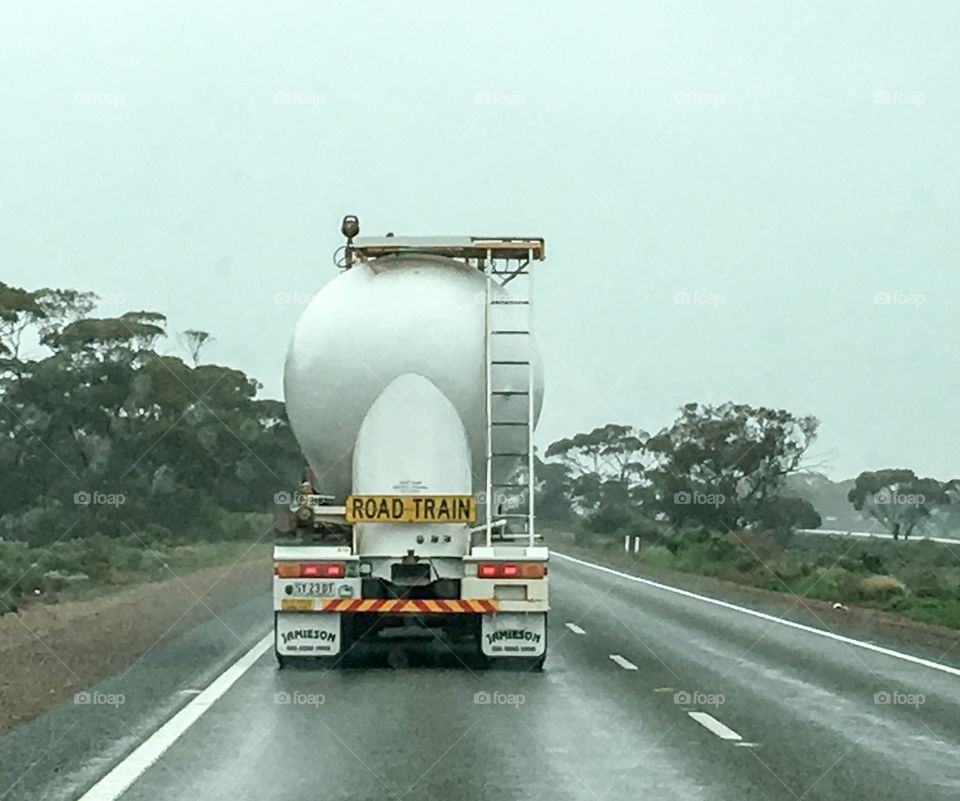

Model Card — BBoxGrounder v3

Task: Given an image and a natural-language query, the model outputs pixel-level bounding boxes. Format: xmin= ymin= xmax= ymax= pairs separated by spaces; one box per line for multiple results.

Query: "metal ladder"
xmin=484 ymin=249 xmax=536 ymax=547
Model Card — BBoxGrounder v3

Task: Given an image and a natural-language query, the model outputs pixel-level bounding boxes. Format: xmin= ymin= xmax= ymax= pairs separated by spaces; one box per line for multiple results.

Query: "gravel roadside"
xmin=0 ymin=554 xmax=270 ymax=735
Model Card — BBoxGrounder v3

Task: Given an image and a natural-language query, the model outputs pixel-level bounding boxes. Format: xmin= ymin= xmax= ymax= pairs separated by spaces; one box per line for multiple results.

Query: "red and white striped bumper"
xmin=320 ymin=598 xmax=498 ymax=613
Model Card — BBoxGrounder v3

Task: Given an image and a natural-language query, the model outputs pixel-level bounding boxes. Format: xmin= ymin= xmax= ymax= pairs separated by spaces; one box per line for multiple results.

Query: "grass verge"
xmin=547 ymin=523 xmax=960 ymax=631
xmin=0 ymin=513 xmax=273 ymax=614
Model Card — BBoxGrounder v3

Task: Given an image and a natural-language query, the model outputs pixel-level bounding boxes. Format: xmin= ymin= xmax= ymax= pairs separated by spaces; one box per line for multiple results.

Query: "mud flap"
xmin=275 ymin=612 xmax=342 ymax=656
xmin=480 ymin=612 xmax=546 ymax=658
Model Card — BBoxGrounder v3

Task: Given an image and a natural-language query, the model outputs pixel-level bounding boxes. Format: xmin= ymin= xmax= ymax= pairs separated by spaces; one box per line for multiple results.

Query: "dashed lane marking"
xmin=688 ymin=711 xmax=743 ymax=742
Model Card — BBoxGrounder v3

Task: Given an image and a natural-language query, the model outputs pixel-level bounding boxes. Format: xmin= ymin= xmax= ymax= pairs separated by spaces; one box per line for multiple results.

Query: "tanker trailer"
xmin=272 ymin=218 xmax=549 ymax=668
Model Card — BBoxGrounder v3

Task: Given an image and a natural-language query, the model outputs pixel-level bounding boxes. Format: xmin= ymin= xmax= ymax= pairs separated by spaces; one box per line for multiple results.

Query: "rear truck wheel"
xmin=275 ymin=652 xmax=317 ymax=670
xmin=526 ymin=652 xmax=546 ymax=672
xmin=483 ymin=649 xmax=546 ymax=672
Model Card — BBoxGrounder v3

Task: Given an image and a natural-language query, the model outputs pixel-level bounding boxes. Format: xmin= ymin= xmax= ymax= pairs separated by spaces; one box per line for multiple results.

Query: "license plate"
xmin=345 ymin=495 xmax=476 ymax=523
xmin=288 ymin=581 xmax=336 ymax=597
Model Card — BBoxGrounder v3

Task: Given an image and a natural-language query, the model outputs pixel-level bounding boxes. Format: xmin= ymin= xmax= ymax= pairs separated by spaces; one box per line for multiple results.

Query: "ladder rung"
xmin=485 ymin=262 xmax=536 ymax=541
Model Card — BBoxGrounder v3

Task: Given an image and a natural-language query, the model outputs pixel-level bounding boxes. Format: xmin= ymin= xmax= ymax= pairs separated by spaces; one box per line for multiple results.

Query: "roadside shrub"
xmin=888 ymin=597 xmax=960 ymax=629
xmin=859 ymin=575 xmax=907 ymax=600
xmin=138 ymin=523 xmax=175 ymax=546
xmin=728 ymin=529 xmax=784 ymax=563
xmin=0 ymin=540 xmax=32 ymax=612
xmin=672 ymin=535 xmax=735 ymax=576
xmin=38 ymin=569 xmax=90 ymax=598
xmin=543 ymin=527 xmax=576 ymax=546
xmin=586 ymin=503 xmax=632 ymax=535
xmin=0 ymin=501 xmax=70 ymax=547
xmin=640 ymin=545 xmax=676 ymax=570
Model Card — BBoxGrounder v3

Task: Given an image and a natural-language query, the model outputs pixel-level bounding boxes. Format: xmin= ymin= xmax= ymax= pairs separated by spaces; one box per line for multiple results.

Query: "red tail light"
xmin=478 ymin=563 xmax=499 ymax=578
xmin=299 ymin=562 xmax=344 ymax=578
xmin=476 ymin=563 xmax=545 ymax=579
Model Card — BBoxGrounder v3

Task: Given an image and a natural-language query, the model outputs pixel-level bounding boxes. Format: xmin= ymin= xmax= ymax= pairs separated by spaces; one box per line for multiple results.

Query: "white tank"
xmin=283 ymin=255 xmax=544 ymax=500
xmin=353 ymin=372 xmax=472 ymax=557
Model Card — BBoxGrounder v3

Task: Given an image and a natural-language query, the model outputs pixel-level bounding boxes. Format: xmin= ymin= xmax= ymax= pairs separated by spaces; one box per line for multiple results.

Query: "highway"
xmin=795 ymin=528 xmax=960 ymax=545
xmin=5 ymin=552 xmax=960 ymax=801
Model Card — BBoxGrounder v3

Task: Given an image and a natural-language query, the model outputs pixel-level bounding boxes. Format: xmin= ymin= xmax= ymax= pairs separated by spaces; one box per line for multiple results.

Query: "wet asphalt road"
xmin=5 ymin=552 xmax=960 ymax=800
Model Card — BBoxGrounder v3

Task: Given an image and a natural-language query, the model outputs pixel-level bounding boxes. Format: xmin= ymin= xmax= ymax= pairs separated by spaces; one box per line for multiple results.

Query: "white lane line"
xmin=688 ymin=711 xmax=742 ymax=741
xmin=609 ymin=654 xmax=639 ymax=671
xmin=79 ymin=632 xmax=272 ymax=801
xmin=564 ymin=622 xmax=586 ymax=635
xmin=554 ymin=552 xmax=960 ymax=679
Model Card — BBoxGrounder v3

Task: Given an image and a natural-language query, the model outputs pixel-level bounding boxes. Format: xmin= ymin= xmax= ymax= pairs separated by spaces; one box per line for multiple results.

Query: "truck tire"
xmin=484 ymin=653 xmax=546 ymax=671
xmin=525 ymin=653 xmax=546 ymax=672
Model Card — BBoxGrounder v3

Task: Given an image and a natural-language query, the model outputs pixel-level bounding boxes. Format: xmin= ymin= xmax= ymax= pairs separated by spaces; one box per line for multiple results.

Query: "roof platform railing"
xmin=344 ymin=236 xmax=545 ymax=268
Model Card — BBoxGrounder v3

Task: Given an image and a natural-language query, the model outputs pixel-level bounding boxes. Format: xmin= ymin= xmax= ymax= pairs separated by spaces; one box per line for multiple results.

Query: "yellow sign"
xmin=281 ymin=598 xmax=315 ymax=611
xmin=345 ymin=495 xmax=476 ymax=524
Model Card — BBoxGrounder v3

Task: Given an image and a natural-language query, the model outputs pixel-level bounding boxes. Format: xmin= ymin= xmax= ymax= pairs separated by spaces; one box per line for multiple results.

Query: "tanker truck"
xmin=273 ymin=218 xmax=549 ymax=669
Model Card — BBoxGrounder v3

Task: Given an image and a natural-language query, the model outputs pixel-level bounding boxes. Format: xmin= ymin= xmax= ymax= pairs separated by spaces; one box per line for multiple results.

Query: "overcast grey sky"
xmin=2 ymin=1 xmax=958 ymax=480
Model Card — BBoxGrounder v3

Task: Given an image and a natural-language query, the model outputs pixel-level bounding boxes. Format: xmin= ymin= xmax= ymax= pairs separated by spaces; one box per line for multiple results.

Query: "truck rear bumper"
xmin=316 ymin=598 xmax=496 ymax=613
xmin=275 ymin=607 xmax=548 ymax=660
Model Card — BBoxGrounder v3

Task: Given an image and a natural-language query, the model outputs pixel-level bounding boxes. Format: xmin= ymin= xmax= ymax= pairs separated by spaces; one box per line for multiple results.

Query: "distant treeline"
xmin=0 ymin=282 xmax=305 ymax=550
xmin=2 ymin=280 xmax=956 ymax=614
xmin=536 ymin=408 xmax=959 ymax=542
